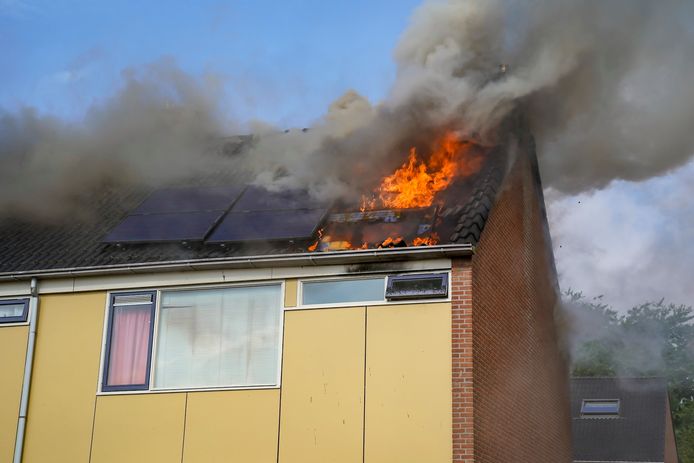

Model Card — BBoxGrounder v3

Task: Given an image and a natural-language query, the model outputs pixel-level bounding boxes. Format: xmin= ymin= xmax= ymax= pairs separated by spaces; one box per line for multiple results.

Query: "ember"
xmin=413 ymin=233 xmax=440 ymax=246
xmin=378 ymin=236 xmax=406 ymax=248
xmin=307 ymin=228 xmax=322 ymax=252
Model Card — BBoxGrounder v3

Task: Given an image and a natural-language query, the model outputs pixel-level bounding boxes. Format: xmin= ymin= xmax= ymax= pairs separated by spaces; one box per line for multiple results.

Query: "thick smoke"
xmin=2 ymin=0 xmax=694 ymax=219
xmin=389 ymin=0 xmax=694 ymax=192
xmin=0 ymin=59 xmax=238 ymax=220
xmin=251 ymin=0 xmax=694 ymax=197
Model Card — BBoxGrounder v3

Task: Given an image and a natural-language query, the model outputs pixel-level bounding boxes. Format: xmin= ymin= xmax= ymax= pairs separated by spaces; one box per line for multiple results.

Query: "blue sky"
xmin=1 ymin=0 xmax=420 ymax=125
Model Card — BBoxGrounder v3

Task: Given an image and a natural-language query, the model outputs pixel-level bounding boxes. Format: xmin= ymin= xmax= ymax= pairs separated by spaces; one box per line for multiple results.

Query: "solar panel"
xmin=104 ymin=186 xmax=246 ymax=243
xmin=231 ymin=185 xmax=323 ymax=211
xmin=104 ymin=211 xmax=225 ymax=243
xmin=133 ymin=186 xmax=245 ymax=214
xmin=105 ymin=184 xmax=328 ymax=244
xmin=207 ymin=209 xmax=327 ymax=242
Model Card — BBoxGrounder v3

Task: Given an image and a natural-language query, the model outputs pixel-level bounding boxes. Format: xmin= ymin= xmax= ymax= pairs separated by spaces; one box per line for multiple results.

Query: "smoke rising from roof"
xmin=0 ymin=59 xmax=238 ymax=220
xmin=1 ymin=0 xmax=693 ymax=219
xmin=390 ymin=0 xmax=694 ymax=192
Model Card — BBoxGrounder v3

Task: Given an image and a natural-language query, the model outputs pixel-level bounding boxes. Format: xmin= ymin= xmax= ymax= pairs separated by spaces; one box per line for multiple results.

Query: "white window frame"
xmin=98 ymin=280 xmax=286 ymax=395
xmin=295 ymin=271 xmax=452 ymax=310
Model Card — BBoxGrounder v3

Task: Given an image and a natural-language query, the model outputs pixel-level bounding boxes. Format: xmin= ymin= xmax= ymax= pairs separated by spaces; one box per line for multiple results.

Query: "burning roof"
xmin=0 ymin=131 xmax=507 ymax=275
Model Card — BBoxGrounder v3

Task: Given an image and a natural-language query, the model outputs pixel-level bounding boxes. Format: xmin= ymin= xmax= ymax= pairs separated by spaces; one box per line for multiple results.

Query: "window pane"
xmin=391 ymin=278 xmax=442 ymax=292
xmin=0 ymin=303 xmax=26 ymax=320
xmin=106 ymin=305 xmax=153 ymax=387
xmin=154 ymin=285 xmax=282 ymax=389
xmin=302 ymin=278 xmax=385 ymax=305
xmin=581 ymin=400 xmax=620 ymax=415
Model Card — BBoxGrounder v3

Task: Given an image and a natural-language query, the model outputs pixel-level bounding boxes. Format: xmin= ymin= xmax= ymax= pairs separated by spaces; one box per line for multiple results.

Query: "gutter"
xmin=0 ymin=244 xmax=474 ymax=281
xmin=13 ymin=278 xmax=39 ymax=463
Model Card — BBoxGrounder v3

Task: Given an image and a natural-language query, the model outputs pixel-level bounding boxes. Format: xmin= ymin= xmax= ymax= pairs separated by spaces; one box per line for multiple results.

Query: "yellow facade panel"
xmin=284 ymin=279 xmax=298 ymax=307
xmin=364 ymin=303 xmax=452 ymax=463
xmin=91 ymin=393 xmax=186 ymax=463
xmin=183 ymin=389 xmax=280 ymax=463
xmin=22 ymin=292 xmax=106 ymax=463
xmin=0 ymin=326 xmax=28 ymax=463
xmin=279 ymin=307 xmax=366 ymax=463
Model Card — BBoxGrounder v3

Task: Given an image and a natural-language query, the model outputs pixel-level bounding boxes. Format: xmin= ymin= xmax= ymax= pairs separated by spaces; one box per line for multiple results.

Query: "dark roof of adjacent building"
xmin=570 ymin=377 xmax=671 ymax=463
xmin=0 ymin=140 xmax=507 ymax=275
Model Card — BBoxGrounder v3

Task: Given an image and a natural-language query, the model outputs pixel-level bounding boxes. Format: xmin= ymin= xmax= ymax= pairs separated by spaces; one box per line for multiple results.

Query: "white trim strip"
xmin=0 ymin=259 xmax=454 ymax=296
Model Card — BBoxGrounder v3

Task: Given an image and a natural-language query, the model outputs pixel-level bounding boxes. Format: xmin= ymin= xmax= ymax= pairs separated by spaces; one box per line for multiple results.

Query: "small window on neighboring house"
xmin=581 ymin=399 xmax=620 ymax=417
xmin=102 ymin=292 xmax=156 ymax=392
xmin=385 ymin=273 xmax=448 ymax=300
xmin=0 ymin=299 xmax=29 ymax=324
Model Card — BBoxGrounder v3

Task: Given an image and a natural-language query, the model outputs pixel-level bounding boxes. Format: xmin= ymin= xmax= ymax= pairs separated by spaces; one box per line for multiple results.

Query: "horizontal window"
xmin=386 ymin=273 xmax=448 ymax=300
xmin=301 ymin=277 xmax=385 ymax=305
xmin=581 ymin=399 xmax=620 ymax=417
xmin=102 ymin=284 xmax=282 ymax=392
xmin=0 ymin=299 xmax=29 ymax=324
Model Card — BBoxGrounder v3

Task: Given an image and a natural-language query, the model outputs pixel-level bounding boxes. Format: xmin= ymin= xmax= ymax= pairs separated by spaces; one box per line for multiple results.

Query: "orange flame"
xmin=359 ymin=195 xmax=376 ymax=213
xmin=378 ymin=236 xmax=406 ymax=248
xmin=308 ymin=228 xmax=324 ymax=252
xmin=310 ymin=132 xmax=481 ymax=252
xmin=361 ymin=132 xmax=480 ymax=211
xmin=413 ymin=233 xmax=440 ymax=246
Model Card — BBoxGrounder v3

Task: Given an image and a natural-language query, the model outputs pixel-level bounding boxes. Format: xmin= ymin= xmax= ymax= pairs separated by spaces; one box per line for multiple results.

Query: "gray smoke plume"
xmin=245 ymin=0 xmax=694 ymax=195
xmin=389 ymin=0 xmax=694 ymax=192
xmin=0 ymin=58 xmax=239 ymax=220
xmin=2 ymin=0 xmax=694 ymax=219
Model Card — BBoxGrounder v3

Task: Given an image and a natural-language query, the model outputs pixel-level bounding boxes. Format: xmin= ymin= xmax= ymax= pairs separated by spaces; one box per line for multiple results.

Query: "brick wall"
xmin=452 ymin=259 xmax=474 ymax=462
xmin=460 ymin=134 xmax=572 ymax=462
xmin=664 ymin=399 xmax=679 ymax=463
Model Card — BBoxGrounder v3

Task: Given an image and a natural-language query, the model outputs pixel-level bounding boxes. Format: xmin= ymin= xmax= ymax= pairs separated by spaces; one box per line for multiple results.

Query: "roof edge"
xmin=0 ymin=244 xmax=474 ymax=281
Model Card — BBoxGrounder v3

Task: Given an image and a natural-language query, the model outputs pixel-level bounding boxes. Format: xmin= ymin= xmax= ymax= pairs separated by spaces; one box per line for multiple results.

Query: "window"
xmin=581 ymin=399 xmax=620 ymax=417
xmin=0 ymin=299 xmax=29 ymax=324
xmin=154 ymin=285 xmax=282 ymax=389
xmin=301 ymin=277 xmax=385 ymax=305
xmin=101 ymin=284 xmax=282 ymax=392
xmin=102 ymin=292 xmax=156 ymax=391
xmin=385 ymin=273 xmax=448 ymax=300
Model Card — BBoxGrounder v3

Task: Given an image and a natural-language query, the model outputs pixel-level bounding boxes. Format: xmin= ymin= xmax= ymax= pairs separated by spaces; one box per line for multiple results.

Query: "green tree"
xmin=565 ymin=291 xmax=694 ymax=461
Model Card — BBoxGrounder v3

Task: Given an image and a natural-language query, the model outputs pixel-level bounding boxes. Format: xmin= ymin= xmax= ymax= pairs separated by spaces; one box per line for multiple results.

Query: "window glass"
xmin=103 ymin=293 xmax=155 ymax=391
xmin=0 ymin=301 xmax=27 ymax=322
xmin=386 ymin=273 xmax=448 ymax=300
xmin=106 ymin=305 xmax=153 ymax=386
xmin=154 ymin=284 xmax=282 ymax=389
xmin=581 ymin=399 xmax=620 ymax=416
xmin=302 ymin=278 xmax=385 ymax=305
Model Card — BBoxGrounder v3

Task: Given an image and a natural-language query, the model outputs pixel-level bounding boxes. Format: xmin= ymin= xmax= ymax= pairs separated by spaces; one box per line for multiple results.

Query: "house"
xmin=0 ymin=124 xmax=572 ymax=462
xmin=570 ymin=377 xmax=679 ymax=463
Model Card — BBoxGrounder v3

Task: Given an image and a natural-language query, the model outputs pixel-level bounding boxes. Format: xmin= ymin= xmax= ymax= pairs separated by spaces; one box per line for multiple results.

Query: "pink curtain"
xmin=107 ymin=306 xmax=151 ymax=386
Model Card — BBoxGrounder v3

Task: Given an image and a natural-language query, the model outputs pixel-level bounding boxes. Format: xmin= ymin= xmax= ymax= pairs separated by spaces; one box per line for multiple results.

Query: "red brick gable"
xmin=451 ymin=133 xmax=572 ymax=462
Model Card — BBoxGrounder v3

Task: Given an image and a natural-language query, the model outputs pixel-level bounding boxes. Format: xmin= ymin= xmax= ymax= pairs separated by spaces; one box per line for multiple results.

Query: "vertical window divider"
xmin=97 ymin=295 xmax=112 ymax=393
xmin=149 ymin=289 xmax=162 ymax=391
xmin=276 ymin=280 xmax=286 ymax=387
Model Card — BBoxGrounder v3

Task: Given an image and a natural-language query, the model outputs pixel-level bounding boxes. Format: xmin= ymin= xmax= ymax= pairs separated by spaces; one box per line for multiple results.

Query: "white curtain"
xmin=153 ymin=285 xmax=281 ymax=389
